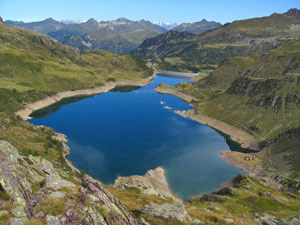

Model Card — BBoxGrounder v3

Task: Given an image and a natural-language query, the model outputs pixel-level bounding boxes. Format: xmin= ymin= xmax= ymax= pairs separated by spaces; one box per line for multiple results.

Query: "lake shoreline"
xmin=16 ymin=74 xmax=156 ymax=120
xmin=155 ymin=86 xmax=260 ymax=151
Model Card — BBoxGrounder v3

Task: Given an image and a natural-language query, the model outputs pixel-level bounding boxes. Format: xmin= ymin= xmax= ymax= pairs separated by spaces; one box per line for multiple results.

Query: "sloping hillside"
xmin=159 ymin=39 xmax=300 ymax=177
xmin=0 ymin=21 xmax=150 ymax=113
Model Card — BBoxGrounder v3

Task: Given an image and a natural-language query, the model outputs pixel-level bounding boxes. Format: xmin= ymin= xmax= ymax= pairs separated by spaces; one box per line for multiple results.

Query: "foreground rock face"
xmin=256 ymin=213 xmax=300 ymax=225
xmin=142 ymin=203 xmax=190 ymax=222
xmin=114 ymin=167 xmax=177 ymax=200
xmin=81 ymin=175 xmax=137 ymax=225
xmin=0 ymin=140 xmax=137 ymax=225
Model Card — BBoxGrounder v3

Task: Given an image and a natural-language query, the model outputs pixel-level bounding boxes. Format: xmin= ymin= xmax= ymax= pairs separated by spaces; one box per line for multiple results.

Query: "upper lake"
xmin=30 ymin=75 xmax=244 ymax=200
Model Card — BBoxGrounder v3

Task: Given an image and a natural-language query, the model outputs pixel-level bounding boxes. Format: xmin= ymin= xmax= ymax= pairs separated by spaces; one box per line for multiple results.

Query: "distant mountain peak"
xmin=86 ymin=18 xmax=98 ymax=24
xmin=285 ymin=8 xmax=300 ymax=23
xmin=116 ymin=17 xmax=130 ymax=22
xmin=287 ymin=8 xmax=300 ymax=15
xmin=173 ymin=19 xmax=222 ymax=34
xmin=44 ymin=18 xmax=56 ymax=22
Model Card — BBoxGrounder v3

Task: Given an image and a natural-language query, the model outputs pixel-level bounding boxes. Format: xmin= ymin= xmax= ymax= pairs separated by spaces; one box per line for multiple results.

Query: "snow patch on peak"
xmin=151 ymin=21 xmax=178 ymax=30
xmin=60 ymin=19 xmax=87 ymax=24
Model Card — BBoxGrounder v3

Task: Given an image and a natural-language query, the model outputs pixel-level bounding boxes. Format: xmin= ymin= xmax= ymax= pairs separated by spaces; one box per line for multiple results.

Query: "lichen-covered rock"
xmin=10 ymin=217 xmax=29 ymax=225
xmin=0 ymin=141 xmax=32 ymax=223
xmin=224 ymin=218 xmax=234 ymax=223
xmin=46 ymin=214 xmax=61 ymax=225
xmin=82 ymin=174 xmax=137 ymax=225
xmin=140 ymin=217 xmax=150 ymax=225
xmin=49 ymin=191 xmax=66 ymax=198
xmin=190 ymin=219 xmax=205 ymax=224
xmin=142 ymin=203 xmax=190 ymax=222
xmin=28 ymin=155 xmax=76 ymax=190
xmin=255 ymin=213 xmax=300 ymax=225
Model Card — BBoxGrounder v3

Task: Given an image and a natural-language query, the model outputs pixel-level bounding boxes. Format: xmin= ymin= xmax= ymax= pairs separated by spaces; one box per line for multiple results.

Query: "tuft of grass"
xmin=25 ymin=218 xmax=46 ymax=225
xmin=34 ymin=196 xmax=66 ymax=216
xmin=0 ymin=190 xmax=10 ymax=201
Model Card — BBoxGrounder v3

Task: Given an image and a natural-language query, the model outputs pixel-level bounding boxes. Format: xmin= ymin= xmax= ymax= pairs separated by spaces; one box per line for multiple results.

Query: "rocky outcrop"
xmin=28 ymin=155 xmax=76 ymax=191
xmin=255 ymin=213 xmax=300 ymax=225
xmin=0 ymin=141 xmax=33 ymax=224
xmin=141 ymin=203 xmax=190 ymax=222
xmin=0 ymin=140 xmax=138 ymax=224
xmin=81 ymin=175 xmax=137 ymax=225
xmin=53 ymin=132 xmax=80 ymax=173
xmin=113 ymin=167 xmax=177 ymax=200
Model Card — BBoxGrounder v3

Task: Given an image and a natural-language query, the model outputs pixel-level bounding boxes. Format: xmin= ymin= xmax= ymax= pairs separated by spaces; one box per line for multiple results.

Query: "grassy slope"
xmin=0 ymin=23 xmax=150 ymax=113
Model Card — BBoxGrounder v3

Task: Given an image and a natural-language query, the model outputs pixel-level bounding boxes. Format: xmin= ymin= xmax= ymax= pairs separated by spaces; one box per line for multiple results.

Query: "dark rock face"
xmin=0 ymin=17 xmax=3 ymax=24
xmin=189 ymin=194 xmax=227 ymax=202
xmin=227 ymin=77 xmax=300 ymax=114
xmin=286 ymin=8 xmax=300 ymax=23
xmin=227 ymin=78 xmax=282 ymax=97
xmin=226 ymin=78 xmax=293 ymax=114
xmin=214 ymin=187 xmax=235 ymax=196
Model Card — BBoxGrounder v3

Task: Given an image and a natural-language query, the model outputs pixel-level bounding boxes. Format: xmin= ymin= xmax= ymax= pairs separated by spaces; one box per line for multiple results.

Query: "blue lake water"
xmin=30 ymin=75 xmax=243 ymax=200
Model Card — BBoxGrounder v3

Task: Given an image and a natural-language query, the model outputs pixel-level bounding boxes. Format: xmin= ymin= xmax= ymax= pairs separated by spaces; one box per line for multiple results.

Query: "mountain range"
xmin=4 ymin=17 xmax=222 ymax=53
xmin=132 ymin=8 xmax=300 ymax=71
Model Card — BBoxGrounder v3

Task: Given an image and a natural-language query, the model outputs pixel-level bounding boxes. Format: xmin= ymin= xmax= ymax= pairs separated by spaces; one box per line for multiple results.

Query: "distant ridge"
xmin=132 ymin=8 xmax=300 ymax=71
xmin=4 ymin=17 xmax=166 ymax=53
xmin=173 ymin=19 xmax=222 ymax=34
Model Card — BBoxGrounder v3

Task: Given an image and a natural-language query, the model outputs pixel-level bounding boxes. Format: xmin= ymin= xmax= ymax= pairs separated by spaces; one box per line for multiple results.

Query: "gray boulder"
xmin=142 ymin=203 xmax=190 ymax=222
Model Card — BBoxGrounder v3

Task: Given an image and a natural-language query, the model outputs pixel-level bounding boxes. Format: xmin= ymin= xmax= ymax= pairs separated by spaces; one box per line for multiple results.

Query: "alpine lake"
xmin=30 ymin=75 xmax=246 ymax=200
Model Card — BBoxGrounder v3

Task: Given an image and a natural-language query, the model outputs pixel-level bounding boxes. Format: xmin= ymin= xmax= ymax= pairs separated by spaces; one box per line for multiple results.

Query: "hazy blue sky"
xmin=1 ymin=0 xmax=299 ymax=24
